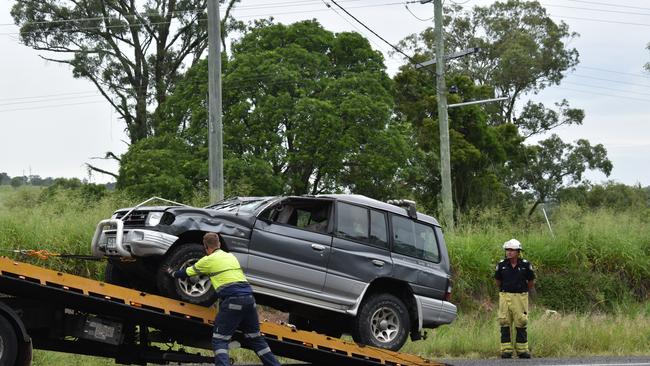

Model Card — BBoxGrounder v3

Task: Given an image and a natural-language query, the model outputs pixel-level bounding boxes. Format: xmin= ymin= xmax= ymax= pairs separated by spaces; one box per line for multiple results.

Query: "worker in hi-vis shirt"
xmin=169 ymin=232 xmax=280 ymax=366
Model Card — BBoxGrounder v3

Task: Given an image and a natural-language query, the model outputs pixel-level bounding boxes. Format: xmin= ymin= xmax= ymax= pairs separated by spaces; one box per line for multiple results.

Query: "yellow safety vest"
xmin=185 ymin=249 xmax=247 ymax=291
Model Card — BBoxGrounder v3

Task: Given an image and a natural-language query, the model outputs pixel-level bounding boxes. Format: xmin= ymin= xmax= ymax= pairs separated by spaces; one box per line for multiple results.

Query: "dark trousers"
xmin=212 ymin=295 xmax=280 ymax=366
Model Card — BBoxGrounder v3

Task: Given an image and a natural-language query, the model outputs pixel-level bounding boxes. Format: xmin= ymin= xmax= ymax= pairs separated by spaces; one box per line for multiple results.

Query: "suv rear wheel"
xmin=157 ymin=243 xmax=217 ymax=306
xmin=353 ymin=293 xmax=410 ymax=351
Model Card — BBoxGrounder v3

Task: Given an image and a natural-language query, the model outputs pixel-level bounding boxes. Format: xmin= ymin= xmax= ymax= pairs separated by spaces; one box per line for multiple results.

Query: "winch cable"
xmin=0 ymin=248 xmax=113 ymax=261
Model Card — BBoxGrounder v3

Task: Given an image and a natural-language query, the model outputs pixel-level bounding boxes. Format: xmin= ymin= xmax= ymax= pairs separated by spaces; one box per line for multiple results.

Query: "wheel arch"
xmin=167 ymin=230 xmax=230 ymax=256
xmin=361 ymin=278 xmax=419 ymax=332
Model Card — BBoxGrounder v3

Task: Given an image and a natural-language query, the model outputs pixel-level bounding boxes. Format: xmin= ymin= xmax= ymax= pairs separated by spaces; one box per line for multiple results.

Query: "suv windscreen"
xmin=336 ymin=202 xmax=388 ymax=249
xmin=206 ymin=198 xmax=270 ymax=213
xmin=391 ymin=215 xmax=440 ymax=263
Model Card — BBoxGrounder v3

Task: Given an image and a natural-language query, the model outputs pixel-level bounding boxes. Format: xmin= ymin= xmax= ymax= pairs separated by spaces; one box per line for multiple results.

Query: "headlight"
xmin=146 ymin=212 xmax=164 ymax=226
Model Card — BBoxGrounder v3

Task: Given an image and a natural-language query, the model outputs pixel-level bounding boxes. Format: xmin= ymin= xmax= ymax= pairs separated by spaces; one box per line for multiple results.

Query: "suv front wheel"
xmin=157 ymin=243 xmax=217 ymax=306
xmin=353 ymin=293 xmax=410 ymax=351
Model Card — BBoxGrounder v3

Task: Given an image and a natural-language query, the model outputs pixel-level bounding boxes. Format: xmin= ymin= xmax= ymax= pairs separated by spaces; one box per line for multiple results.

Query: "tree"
xmin=514 ymin=135 xmax=612 ymax=216
xmin=117 ymin=135 xmax=203 ymax=201
xmin=12 ymin=0 xmax=241 ymax=144
xmin=398 ymin=0 xmax=581 ymax=135
xmin=0 ymin=172 xmax=10 ymax=185
xmin=394 ymin=71 xmax=518 ymax=212
xmin=154 ymin=20 xmax=411 ymax=199
xmin=10 ymin=176 xmax=26 ymax=188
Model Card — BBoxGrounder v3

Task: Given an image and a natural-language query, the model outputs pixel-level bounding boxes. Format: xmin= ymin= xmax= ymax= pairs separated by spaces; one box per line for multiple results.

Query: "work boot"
xmin=501 ymin=352 xmax=513 ymax=359
xmin=518 ymin=352 xmax=531 ymax=359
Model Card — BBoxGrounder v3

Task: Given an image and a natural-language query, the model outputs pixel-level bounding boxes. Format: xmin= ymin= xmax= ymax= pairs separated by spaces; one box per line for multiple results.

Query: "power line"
xmin=0 ymin=2 xmax=406 ymax=36
xmin=550 ymin=14 xmax=650 ymax=27
xmin=327 ymin=0 xmax=421 ymax=67
xmin=555 ymin=86 xmax=650 ymax=103
xmin=577 ymin=65 xmax=650 ymax=79
xmin=543 ymin=3 xmax=650 ymax=17
xmin=566 ymin=0 xmax=650 ymax=12
xmin=404 ymin=3 xmax=434 ymax=22
xmin=563 ymin=81 xmax=650 ymax=97
xmin=0 ymin=94 xmax=102 ymax=107
xmin=320 ymin=0 xmax=390 ymax=54
xmin=0 ymin=100 xmax=106 ymax=113
xmin=570 ymin=74 xmax=650 ymax=89
xmin=0 ymin=0 xmax=370 ymax=27
xmin=0 ymin=90 xmax=97 ymax=102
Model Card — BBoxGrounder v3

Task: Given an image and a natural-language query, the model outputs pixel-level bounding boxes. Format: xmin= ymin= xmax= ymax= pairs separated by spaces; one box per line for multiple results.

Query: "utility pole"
xmin=208 ymin=0 xmax=224 ymax=203
xmin=433 ymin=0 xmax=453 ymax=229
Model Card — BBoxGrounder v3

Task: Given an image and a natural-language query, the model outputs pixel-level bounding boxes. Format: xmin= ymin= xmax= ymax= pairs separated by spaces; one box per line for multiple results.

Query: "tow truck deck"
xmin=0 ymin=257 xmax=444 ymax=366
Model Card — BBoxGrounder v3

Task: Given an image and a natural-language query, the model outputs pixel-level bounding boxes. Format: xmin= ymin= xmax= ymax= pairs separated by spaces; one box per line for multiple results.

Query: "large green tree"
xmin=515 ymin=135 xmax=612 ymax=216
xmin=399 ymin=0 xmax=581 ymax=133
xmin=122 ymin=20 xmax=411 ymax=199
xmin=393 ymin=0 xmax=593 ymax=213
xmin=12 ymin=0 xmax=241 ymax=144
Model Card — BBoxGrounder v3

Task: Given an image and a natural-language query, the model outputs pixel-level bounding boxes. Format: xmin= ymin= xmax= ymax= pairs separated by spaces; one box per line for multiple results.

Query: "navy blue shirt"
xmin=495 ymin=258 xmax=535 ymax=293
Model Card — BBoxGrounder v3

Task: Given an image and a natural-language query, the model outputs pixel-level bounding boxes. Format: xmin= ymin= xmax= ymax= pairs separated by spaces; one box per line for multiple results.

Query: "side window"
xmin=336 ymin=202 xmax=369 ymax=241
xmin=391 ymin=216 xmax=440 ymax=262
xmin=369 ymin=210 xmax=388 ymax=248
xmin=260 ymin=200 xmax=331 ymax=233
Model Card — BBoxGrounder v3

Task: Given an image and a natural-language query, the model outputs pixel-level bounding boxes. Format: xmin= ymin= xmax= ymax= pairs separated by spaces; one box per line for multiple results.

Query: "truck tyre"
xmin=353 ymin=293 xmax=410 ymax=351
xmin=0 ymin=315 xmax=18 ymax=366
xmin=157 ymin=243 xmax=217 ymax=306
xmin=105 ymin=261 xmax=133 ymax=288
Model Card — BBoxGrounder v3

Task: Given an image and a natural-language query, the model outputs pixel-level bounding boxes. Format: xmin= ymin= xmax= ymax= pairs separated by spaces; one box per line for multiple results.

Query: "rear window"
xmin=391 ymin=216 xmax=440 ymax=262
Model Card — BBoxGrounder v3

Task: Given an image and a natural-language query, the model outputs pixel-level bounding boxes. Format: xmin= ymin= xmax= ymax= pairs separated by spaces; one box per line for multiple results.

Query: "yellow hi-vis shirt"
xmin=185 ymin=249 xmax=247 ymax=291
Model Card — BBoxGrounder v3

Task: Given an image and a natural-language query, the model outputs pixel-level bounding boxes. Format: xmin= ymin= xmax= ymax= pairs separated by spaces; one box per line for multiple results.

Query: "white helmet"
xmin=503 ymin=239 xmax=522 ymax=250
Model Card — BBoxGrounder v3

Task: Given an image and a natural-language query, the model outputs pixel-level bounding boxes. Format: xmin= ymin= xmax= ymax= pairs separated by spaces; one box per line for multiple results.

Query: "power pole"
xmin=433 ymin=0 xmax=453 ymax=229
xmin=208 ymin=0 xmax=224 ymax=203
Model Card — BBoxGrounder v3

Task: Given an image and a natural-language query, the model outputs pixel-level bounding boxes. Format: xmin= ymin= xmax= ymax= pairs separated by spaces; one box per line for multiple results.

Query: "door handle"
xmin=372 ymin=259 xmax=384 ymax=267
xmin=311 ymin=244 xmax=325 ymax=251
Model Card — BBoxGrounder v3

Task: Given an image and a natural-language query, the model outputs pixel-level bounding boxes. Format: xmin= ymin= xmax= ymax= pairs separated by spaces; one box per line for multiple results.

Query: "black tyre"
xmin=0 ymin=315 xmax=18 ymax=366
xmin=353 ymin=293 xmax=410 ymax=350
xmin=157 ymin=243 xmax=217 ymax=306
xmin=104 ymin=261 xmax=133 ymax=288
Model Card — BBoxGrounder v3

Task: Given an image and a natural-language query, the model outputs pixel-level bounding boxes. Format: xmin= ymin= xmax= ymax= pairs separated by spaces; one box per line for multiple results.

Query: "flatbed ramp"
xmin=0 ymin=257 xmax=444 ymax=366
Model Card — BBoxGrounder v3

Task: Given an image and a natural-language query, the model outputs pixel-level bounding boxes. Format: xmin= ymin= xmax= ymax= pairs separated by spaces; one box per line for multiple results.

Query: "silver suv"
xmin=91 ymin=194 xmax=456 ymax=350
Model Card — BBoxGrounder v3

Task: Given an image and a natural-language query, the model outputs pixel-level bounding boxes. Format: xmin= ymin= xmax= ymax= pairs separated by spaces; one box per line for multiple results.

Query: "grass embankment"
xmin=1 ymin=186 xmax=649 ymax=363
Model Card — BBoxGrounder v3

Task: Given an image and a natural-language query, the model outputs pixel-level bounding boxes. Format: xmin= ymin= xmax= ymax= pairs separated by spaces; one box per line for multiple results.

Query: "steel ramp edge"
xmin=0 ymin=257 xmax=444 ymax=366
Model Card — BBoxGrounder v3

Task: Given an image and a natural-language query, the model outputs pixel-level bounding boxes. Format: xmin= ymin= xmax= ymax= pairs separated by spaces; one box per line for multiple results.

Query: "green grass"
xmin=1 ymin=186 xmax=649 ymax=363
xmin=402 ymin=302 xmax=650 ymax=359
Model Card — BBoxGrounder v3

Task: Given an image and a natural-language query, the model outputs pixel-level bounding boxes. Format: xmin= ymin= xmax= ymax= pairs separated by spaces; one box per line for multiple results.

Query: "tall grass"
xmin=0 ymin=186 xmax=134 ymax=277
xmin=447 ymin=204 xmax=650 ymax=312
xmin=402 ymin=302 xmax=650 ymax=359
xmin=2 ymin=186 xmax=650 ymax=362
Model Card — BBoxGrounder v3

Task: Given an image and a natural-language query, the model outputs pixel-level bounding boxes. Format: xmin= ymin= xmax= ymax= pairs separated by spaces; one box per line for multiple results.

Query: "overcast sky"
xmin=1 ymin=0 xmax=649 ymax=186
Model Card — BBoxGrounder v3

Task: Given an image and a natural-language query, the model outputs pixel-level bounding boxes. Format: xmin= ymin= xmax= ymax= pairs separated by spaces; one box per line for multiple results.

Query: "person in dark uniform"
xmin=495 ymin=238 xmax=535 ymax=359
xmin=169 ymin=232 xmax=281 ymax=366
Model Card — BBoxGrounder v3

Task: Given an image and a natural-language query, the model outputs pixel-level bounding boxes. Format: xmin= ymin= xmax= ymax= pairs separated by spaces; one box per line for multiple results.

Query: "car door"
xmin=390 ymin=215 xmax=448 ymax=300
xmin=247 ymin=198 xmax=333 ymax=293
xmin=324 ymin=202 xmax=393 ymax=306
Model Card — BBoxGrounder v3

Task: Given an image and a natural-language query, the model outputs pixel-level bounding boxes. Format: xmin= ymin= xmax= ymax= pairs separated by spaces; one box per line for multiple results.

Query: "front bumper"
xmin=91 ymin=219 xmax=178 ymax=258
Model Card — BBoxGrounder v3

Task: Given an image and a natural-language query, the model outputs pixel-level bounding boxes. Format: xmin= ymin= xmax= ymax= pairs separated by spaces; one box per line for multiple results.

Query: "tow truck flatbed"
xmin=0 ymin=257 xmax=444 ymax=366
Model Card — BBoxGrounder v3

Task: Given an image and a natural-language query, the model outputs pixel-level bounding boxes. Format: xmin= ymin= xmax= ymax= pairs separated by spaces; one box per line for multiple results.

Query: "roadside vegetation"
xmin=1 ymin=184 xmax=649 ymax=363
